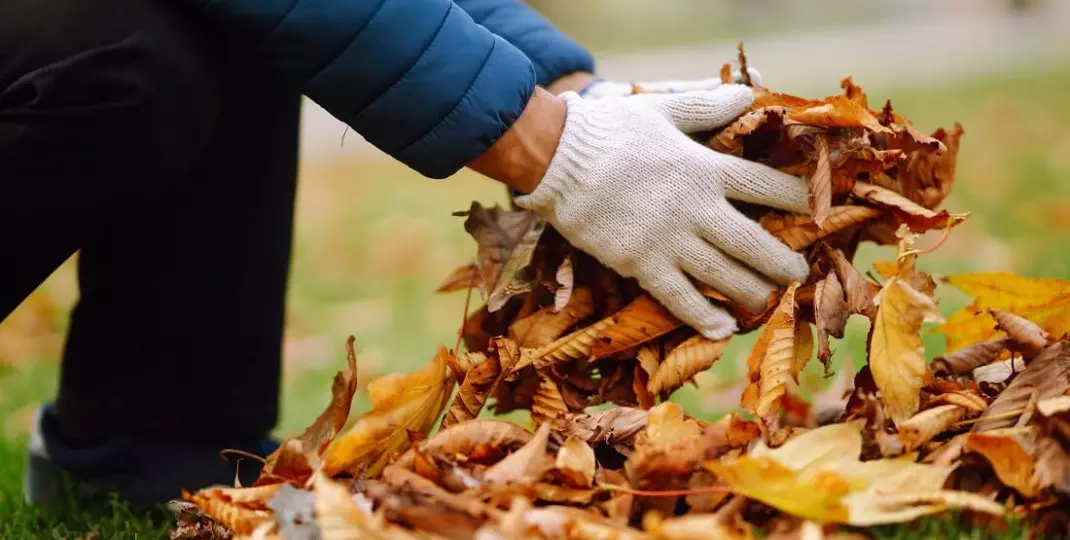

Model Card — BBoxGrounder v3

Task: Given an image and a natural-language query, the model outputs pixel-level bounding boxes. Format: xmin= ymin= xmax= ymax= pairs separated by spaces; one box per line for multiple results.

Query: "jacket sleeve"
xmin=454 ymin=0 xmax=594 ymax=86
xmin=192 ymin=0 xmax=537 ymax=178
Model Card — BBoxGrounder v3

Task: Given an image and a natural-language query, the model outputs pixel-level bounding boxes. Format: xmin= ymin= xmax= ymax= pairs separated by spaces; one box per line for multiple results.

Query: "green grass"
xmin=2 ymin=65 xmax=1070 ymax=538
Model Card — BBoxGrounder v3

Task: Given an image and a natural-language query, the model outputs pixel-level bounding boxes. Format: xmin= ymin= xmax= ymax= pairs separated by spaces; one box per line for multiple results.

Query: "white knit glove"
xmin=515 ymin=86 xmax=810 ymax=339
xmin=579 ymin=68 xmax=763 ymax=99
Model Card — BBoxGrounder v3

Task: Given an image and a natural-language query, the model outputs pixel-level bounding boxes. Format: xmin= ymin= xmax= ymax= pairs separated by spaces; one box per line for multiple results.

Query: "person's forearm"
xmin=467 ymin=87 xmax=566 ymax=194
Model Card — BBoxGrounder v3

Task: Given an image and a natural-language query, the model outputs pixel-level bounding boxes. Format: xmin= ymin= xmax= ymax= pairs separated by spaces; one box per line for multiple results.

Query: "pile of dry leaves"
xmin=172 ymin=52 xmax=1070 ymax=539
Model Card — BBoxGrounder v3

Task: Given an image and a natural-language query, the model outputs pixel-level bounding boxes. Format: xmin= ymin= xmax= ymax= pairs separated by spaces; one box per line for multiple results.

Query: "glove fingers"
xmin=677 ymin=236 xmax=777 ymax=314
xmin=700 ymin=200 xmax=811 ymax=286
xmin=641 ymin=265 xmax=739 ymax=340
xmin=717 ymin=156 xmax=810 ymax=214
xmin=638 ymin=85 xmax=755 ymax=133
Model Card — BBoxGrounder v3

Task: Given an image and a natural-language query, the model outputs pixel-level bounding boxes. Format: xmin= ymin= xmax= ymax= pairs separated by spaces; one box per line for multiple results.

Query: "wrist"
xmin=546 ymin=71 xmax=597 ymax=95
xmin=468 ymin=87 xmax=566 ymax=194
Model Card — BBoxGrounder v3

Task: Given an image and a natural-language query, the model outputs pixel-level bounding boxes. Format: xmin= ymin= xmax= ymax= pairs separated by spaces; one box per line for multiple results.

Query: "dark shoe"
xmin=24 ymin=404 xmax=278 ymax=510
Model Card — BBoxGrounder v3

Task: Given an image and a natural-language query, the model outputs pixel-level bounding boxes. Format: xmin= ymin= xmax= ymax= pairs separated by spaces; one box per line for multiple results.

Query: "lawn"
xmin=1 ymin=64 xmax=1069 ymax=538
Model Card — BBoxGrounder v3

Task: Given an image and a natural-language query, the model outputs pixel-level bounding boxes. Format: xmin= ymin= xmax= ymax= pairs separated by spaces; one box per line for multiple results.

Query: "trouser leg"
xmin=1 ymin=0 xmax=300 ymax=442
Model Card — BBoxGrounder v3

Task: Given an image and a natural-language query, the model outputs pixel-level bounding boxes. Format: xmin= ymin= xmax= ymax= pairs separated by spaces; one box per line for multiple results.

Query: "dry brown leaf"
xmin=990 ymin=309 xmax=1052 ymax=359
xmin=462 ymin=202 xmax=545 ymax=312
xmin=552 ymin=256 xmax=574 ymax=313
xmin=966 ymin=431 xmax=1040 ymax=497
xmin=928 ymin=391 xmax=988 ymax=413
xmin=590 ymin=294 xmax=683 ymax=359
xmin=815 ymin=271 xmax=849 ymax=368
xmin=531 ymin=375 xmax=570 ymax=428
xmin=553 ymin=435 xmax=596 ymax=488
xmin=637 ymin=344 xmax=661 ymax=378
xmin=435 ymin=263 xmax=479 ymax=294
xmin=257 ymin=336 xmax=359 ymax=485
xmin=559 ymin=407 xmax=649 ymax=446
xmin=824 ymin=245 xmax=878 ymax=318
xmin=810 ymin=135 xmax=832 ymax=228
xmin=786 ymin=96 xmax=891 ymax=133
xmin=972 ymin=341 xmax=1070 ymax=432
xmin=869 ymin=276 xmax=939 ymax=424
xmin=483 ymin=422 xmax=553 ymax=485
xmin=628 ymin=402 xmax=706 ymax=485
xmin=649 ymin=335 xmax=730 ymax=396
xmin=394 ymin=420 xmax=532 ymax=472
xmin=760 ymin=207 xmax=883 ymax=251
xmin=322 ymin=346 xmax=453 ymax=477
xmin=441 ymin=341 xmax=519 ymax=429
xmin=508 ymin=288 xmax=595 ymax=349
xmin=529 ymin=316 xmax=617 ymax=370
xmin=931 ymin=338 xmax=1008 ymax=376
xmin=183 ymin=489 xmax=274 ymax=536
xmin=708 ymin=107 xmax=786 ymax=155
xmin=743 ymin=283 xmax=801 ymax=421
xmin=850 ymin=181 xmax=967 ymax=233
xmin=897 ymin=405 xmax=966 ymax=451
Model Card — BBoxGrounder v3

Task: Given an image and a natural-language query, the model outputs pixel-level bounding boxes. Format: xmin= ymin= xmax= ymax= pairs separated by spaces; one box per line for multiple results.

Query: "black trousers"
xmin=1 ymin=0 xmax=299 ymax=441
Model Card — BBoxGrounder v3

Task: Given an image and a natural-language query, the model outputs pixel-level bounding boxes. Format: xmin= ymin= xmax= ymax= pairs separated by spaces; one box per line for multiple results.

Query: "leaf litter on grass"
xmin=174 ymin=47 xmax=1070 ymax=539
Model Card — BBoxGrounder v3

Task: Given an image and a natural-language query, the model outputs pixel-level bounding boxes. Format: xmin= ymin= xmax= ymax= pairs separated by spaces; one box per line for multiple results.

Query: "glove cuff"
xmin=515 ymin=92 xmax=617 ymax=214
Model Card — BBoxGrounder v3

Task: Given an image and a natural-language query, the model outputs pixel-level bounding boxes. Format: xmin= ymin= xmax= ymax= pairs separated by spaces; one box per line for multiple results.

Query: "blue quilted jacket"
xmin=191 ymin=0 xmax=593 ymax=178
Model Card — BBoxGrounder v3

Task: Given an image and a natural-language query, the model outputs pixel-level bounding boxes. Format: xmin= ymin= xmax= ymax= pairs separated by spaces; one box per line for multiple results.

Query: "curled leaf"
xmin=649 ymin=335 xmax=730 ymax=396
xmin=931 ymin=338 xmax=1008 ymax=376
xmin=897 ymin=405 xmax=966 ymax=451
xmin=322 ymin=346 xmax=453 ymax=477
xmin=257 ymin=336 xmax=359 ymax=485
xmin=760 ymin=207 xmax=883 ymax=251
xmin=851 ymin=181 xmax=967 ymax=233
xmin=815 ymin=271 xmax=849 ymax=368
xmin=810 ymin=135 xmax=832 ymax=228
xmin=743 ymin=283 xmax=801 ymax=421
xmin=554 ymin=435 xmax=597 ymax=488
xmin=463 ymin=202 xmax=545 ymax=312
xmin=484 ymin=422 xmax=553 ymax=485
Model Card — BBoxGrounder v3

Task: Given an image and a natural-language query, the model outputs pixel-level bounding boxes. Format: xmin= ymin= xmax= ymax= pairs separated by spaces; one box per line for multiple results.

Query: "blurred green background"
xmin=2 ymin=0 xmax=1069 ymax=489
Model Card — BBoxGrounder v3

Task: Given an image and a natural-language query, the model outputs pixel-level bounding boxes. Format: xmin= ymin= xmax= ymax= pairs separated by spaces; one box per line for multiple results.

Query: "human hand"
xmin=511 ymin=86 xmax=809 ymax=339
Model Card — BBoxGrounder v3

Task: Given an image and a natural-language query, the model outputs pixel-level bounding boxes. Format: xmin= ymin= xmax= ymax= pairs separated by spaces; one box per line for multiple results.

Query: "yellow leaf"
xmin=649 ymin=335 xmax=729 ymax=396
xmin=705 ymin=423 xmax=1001 ymax=526
xmin=743 ymin=283 xmax=801 ymax=420
xmin=939 ymin=272 xmax=1070 ymax=352
xmin=554 ymin=435 xmax=596 ymax=488
xmin=705 ymin=456 xmax=858 ymax=523
xmin=321 ymin=346 xmax=453 ymax=477
xmin=869 ymin=278 xmax=939 ymax=424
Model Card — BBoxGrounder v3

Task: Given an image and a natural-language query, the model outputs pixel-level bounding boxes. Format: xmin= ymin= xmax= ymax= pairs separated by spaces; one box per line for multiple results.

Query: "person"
xmin=1 ymin=0 xmax=809 ymax=508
